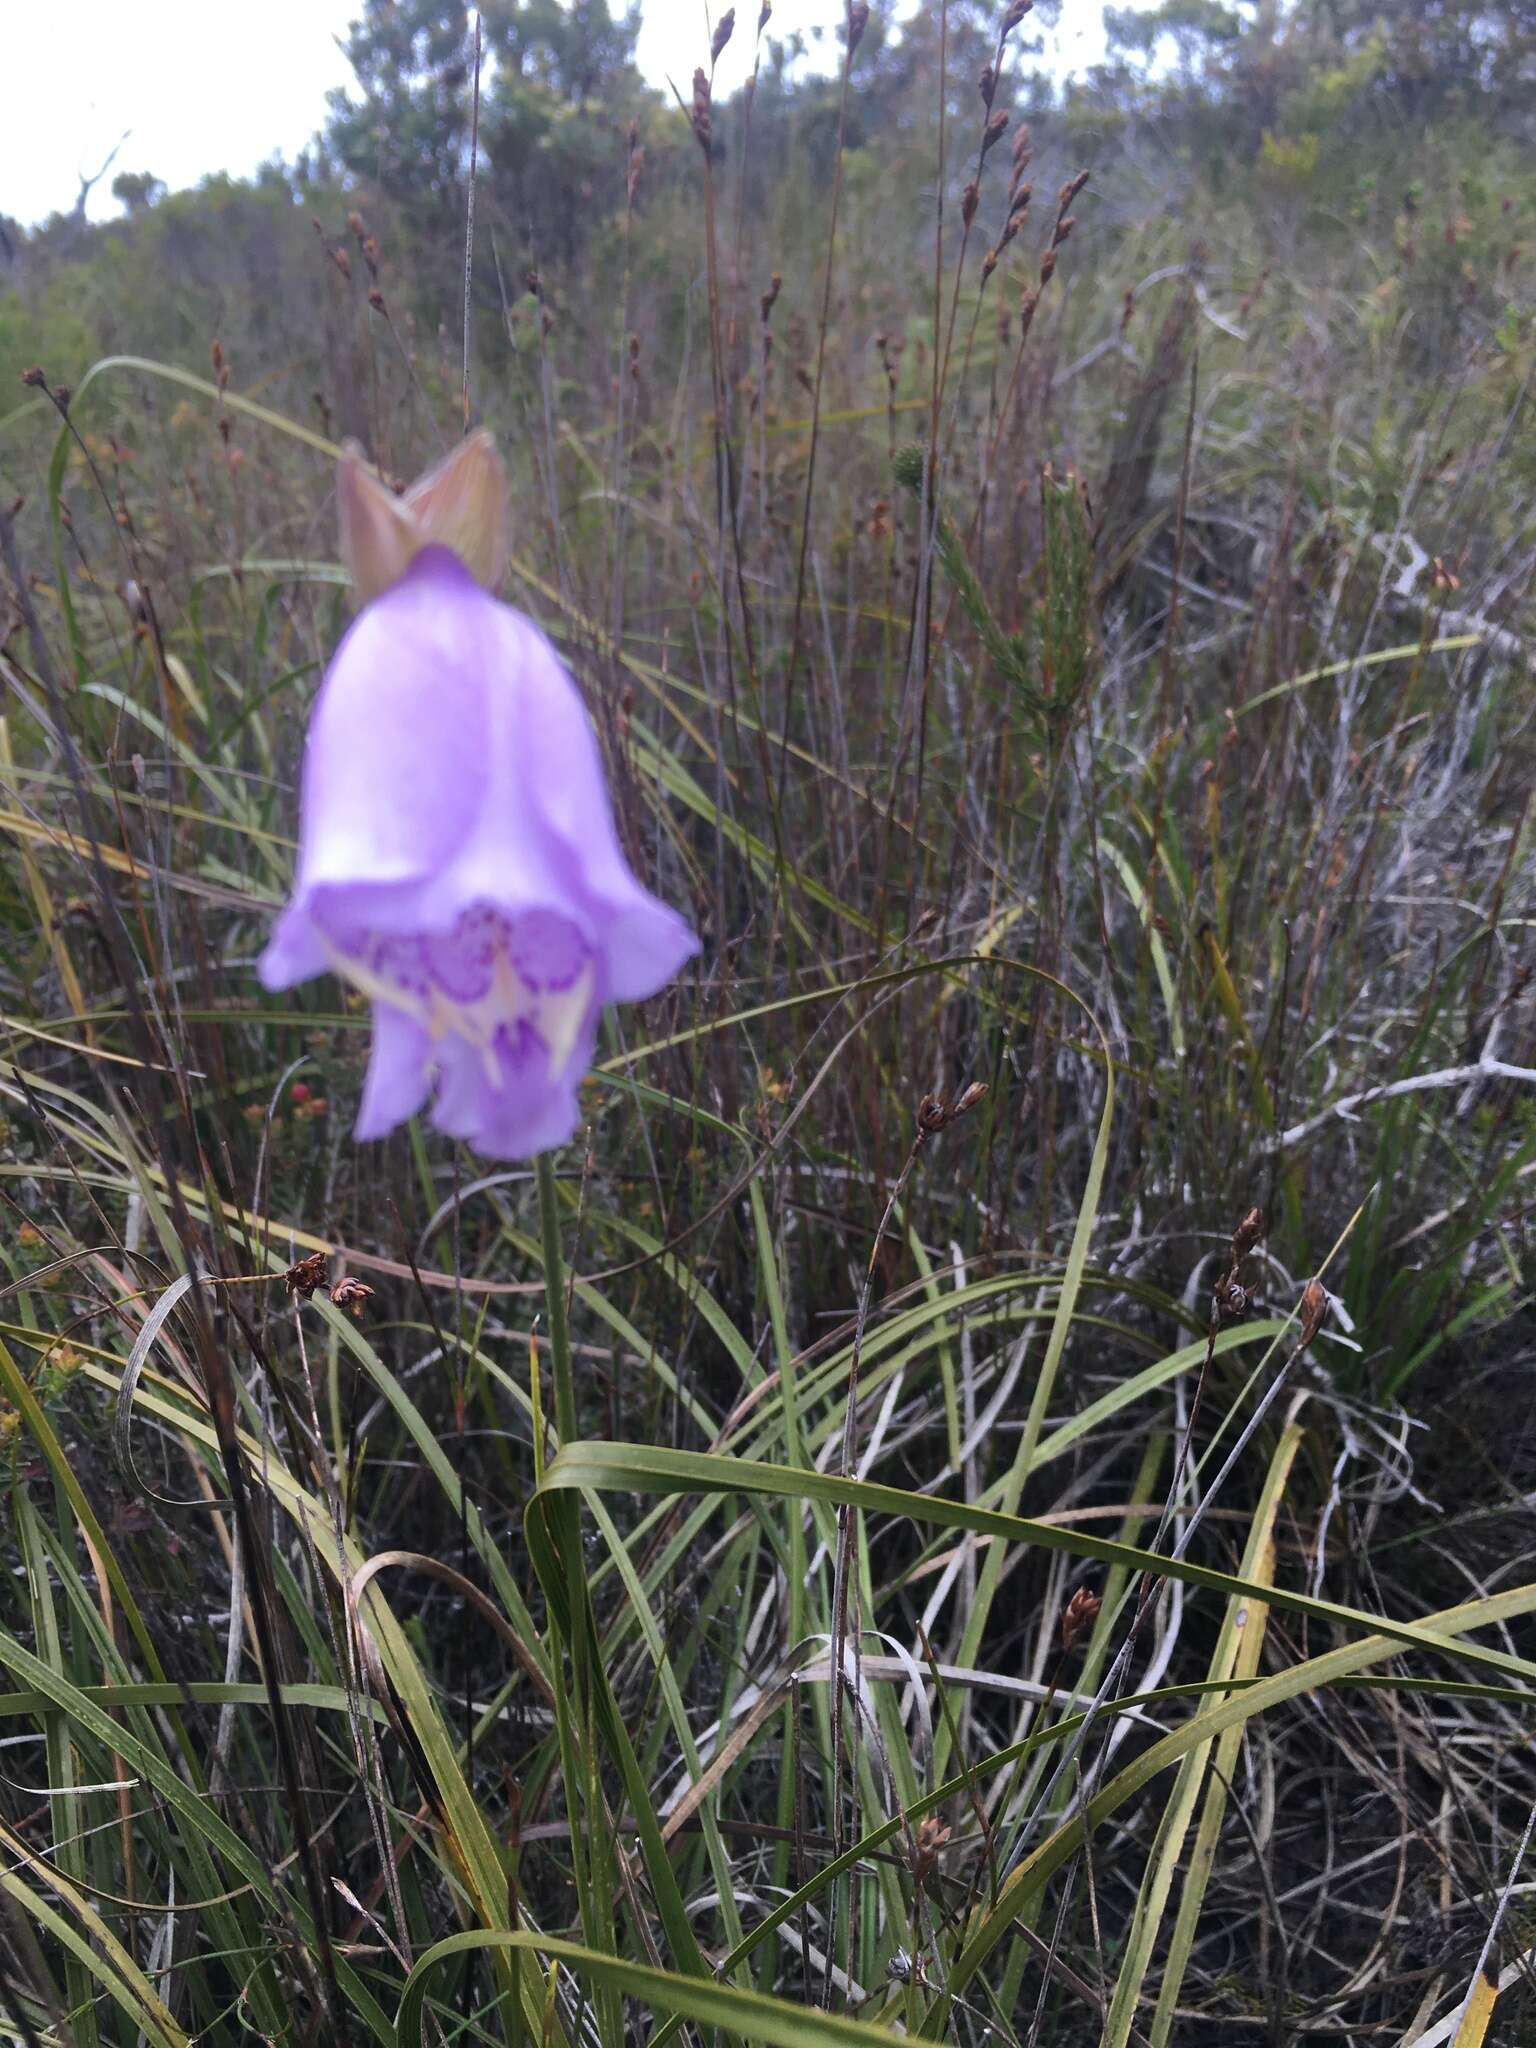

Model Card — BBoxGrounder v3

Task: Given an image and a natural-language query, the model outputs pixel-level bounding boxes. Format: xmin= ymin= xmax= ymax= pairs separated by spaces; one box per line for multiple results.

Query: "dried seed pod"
xmin=711 ymin=8 xmax=735 ymax=61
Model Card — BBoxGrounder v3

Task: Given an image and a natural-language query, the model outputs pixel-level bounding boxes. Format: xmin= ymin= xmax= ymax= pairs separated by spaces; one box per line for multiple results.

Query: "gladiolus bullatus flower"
xmin=260 ymin=541 xmax=697 ymax=1158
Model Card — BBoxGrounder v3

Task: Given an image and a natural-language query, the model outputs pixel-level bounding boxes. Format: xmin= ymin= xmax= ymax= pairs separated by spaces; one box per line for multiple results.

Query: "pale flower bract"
xmin=260 ymin=544 xmax=698 ymax=1158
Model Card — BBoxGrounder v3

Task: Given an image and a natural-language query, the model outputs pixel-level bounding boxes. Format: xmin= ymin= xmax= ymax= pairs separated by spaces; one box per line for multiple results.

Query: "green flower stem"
xmin=536 ymin=1149 xmax=578 ymax=1445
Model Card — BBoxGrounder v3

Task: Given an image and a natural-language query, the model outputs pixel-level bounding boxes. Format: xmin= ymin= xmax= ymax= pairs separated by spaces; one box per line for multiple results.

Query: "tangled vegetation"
xmin=0 ymin=0 xmax=1533 ymax=2041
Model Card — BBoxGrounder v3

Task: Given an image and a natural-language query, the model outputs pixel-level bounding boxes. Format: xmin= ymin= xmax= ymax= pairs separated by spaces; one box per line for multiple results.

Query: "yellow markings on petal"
xmin=538 ymin=961 xmax=595 ymax=1079
xmin=321 ymin=937 xmax=432 ymax=1030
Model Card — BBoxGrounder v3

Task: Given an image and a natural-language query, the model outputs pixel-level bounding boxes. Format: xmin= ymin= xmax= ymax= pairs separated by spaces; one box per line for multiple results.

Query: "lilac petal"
xmin=430 ymin=1012 xmax=594 ymax=1159
xmin=258 ymin=904 xmax=330 ymax=992
xmin=354 ymin=1005 xmax=433 ymax=1141
xmin=482 ymin=611 xmax=701 ymax=997
xmin=508 ymin=908 xmax=589 ymax=992
xmin=596 ymin=899 xmax=701 ymax=1004
xmin=283 ymin=549 xmax=496 ymax=939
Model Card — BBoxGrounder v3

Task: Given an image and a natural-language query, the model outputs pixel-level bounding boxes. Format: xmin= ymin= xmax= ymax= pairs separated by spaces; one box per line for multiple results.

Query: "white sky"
xmin=3 ymin=0 xmax=1127 ymax=229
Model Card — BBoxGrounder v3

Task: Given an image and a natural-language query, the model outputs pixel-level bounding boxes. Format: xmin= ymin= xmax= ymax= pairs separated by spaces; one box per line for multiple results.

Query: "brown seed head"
xmin=330 ymin=1277 xmax=376 ymax=1319
xmin=961 ymin=180 xmax=979 ymax=228
xmin=978 ymin=62 xmax=995 ymax=106
xmin=1061 ymin=1585 xmax=1102 ymax=1653
xmin=284 ymin=1251 xmax=329 ymax=1301
xmin=916 ymin=1093 xmax=949 ymax=1135
xmin=981 ymin=108 xmax=1009 ymax=159
xmin=691 ymin=67 xmax=712 ymax=147
xmin=847 ymin=1 xmax=869 ymax=55
xmin=1214 ymin=1276 xmax=1253 ymax=1328
xmin=711 ymin=8 xmax=735 ymax=61
xmin=1002 ymin=0 xmax=1032 ymax=27
xmin=1231 ymin=1206 xmax=1265 ymax=1262
xmin=1298 ymin=1279 xmax=1328 ymax=1349
xmin=916 ymin=1081 xmax=987 ymax=1134
xmin=20 ymin=366 xmax=46 ymax=389
xmin=909 ymin=1812 xmax=952 ymax=1882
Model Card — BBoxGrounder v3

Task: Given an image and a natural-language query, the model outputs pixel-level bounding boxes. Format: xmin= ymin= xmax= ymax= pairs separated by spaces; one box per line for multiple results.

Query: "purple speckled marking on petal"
xmin=424 ymin=903 xmax=507 ymax=1002
xmin=323 ymin=920 xmax=375 ymax=961
xmin=509 ymin=908 xmax=590 ymax=992
xmin=373 ymin=933 xmax=434 ymax=998
xmin=492 ymin=1015 xmax=545 ymax=1074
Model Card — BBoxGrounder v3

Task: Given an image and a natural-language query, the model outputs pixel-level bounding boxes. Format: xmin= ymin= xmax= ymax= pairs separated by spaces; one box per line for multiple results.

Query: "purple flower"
xmin=260 ymin=545 xmax=697 ymax=1158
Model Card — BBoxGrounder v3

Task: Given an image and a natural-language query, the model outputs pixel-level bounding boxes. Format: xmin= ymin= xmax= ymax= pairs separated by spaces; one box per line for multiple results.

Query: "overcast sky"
xmin=3 ymin=0 xmax=1127 ymax=229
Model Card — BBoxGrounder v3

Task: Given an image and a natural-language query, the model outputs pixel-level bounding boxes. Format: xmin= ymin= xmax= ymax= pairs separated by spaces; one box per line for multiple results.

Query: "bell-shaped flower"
xmin=260 ymin=544 xmax=698 ymax=1158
